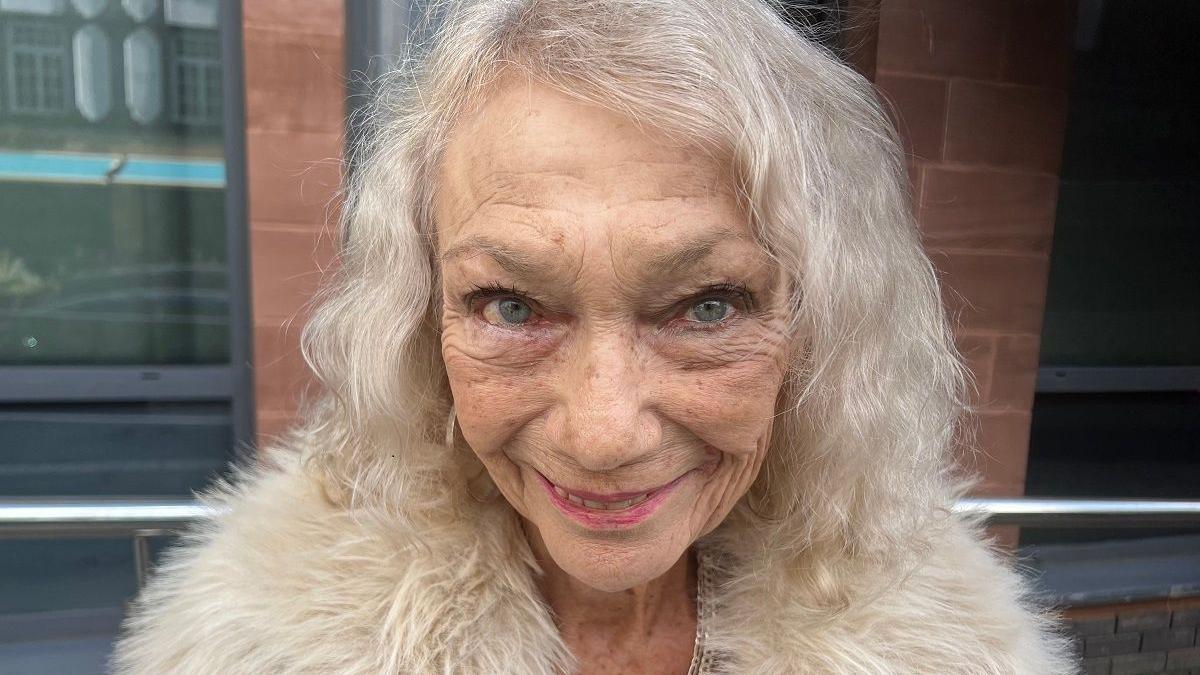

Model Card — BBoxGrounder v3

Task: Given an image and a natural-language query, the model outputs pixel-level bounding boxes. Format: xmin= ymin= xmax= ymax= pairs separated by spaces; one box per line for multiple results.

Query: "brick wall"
xmin=242 ymin=0 xmax=344 ymax=445
xmin=238 ymin=0 xmax=1076 ymax=504
xmin=872 ymin=0 xmax=1075 ymax=535
xmin=1065 ymin=599 xmax=1200 ymax=675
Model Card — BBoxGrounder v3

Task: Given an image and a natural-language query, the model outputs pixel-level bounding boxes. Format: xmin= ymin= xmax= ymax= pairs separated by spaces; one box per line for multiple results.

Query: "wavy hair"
xmin=293 ymin=0 xmax=973 ymax=610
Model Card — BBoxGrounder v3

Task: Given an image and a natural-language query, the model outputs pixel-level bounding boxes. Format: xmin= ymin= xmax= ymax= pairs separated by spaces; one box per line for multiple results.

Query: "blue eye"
xmin=483 ymin=297 xmax=533 ymax=325
xmin=685 ymin=298 xmax=733 ymax=323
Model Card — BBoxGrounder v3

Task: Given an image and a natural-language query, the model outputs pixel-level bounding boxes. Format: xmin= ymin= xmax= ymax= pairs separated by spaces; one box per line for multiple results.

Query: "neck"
xmin=521 ymin=520 xmax=696 ymax=642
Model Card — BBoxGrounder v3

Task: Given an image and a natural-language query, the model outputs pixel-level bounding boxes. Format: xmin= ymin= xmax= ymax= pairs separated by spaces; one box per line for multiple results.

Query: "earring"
xmin=466 ymin=470 xmax=499 ymax=503
xmin=449 ymin=404 xmax=499 ymax=503
xmin=746 ymin=489 xmax=782 ymax=522
xmin=445 ymin=404 xmax=457 ymax=448
xmin=746 ymin=465 xmax=785 ymax=522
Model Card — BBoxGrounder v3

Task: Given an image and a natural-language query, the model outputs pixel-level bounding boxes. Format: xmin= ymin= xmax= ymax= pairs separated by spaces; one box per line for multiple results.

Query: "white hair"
xmin=294 ymin=0 xmax=974 ymax=612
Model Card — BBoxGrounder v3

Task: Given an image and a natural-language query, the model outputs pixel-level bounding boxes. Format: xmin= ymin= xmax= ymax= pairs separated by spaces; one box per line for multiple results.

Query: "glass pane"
xmin=0 ymin=401 xmax=231 ymax=634
xmin=0 ymin=5 xmax=235 ymax=665
xmin=0 ymin=535 xmax=180 ymax=672
xmin=1039 ymin=0 xmax=1200 ymax=367
xmin=1026 ymin=391 xmax=1200 ymax=524
xmin=0 ymin=8 xmax=228 ymax=365
xmin=1023 ymin=391 xmax=1200 ymax=604
xmin=0 ymin=401 xmax=233 ymax=496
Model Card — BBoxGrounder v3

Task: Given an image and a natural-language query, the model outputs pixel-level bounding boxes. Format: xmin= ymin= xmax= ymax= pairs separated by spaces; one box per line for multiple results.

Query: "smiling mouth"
xmin=548 ymin=484 xmax=653 ymax=511
xmin=534 ymin=470 xmax=690 ymax=527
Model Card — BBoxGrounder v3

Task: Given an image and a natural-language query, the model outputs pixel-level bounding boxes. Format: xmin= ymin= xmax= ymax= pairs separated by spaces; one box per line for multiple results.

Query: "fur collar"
xmin=112 ymin=450 xmax=1073 ymax=674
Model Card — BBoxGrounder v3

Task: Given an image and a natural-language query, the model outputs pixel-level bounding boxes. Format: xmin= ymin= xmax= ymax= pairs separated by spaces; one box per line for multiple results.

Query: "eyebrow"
xmin=439 ymin=235 xmax=548 ymax=278
xmin=646 ymin=229 xmax=749 ymax=277
xmin=439 ymin=229 xmax=749 ymax=280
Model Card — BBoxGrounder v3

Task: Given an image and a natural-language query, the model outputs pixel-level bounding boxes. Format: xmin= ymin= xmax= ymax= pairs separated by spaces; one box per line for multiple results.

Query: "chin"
xmin=552 ymin=536 xmax=684 ymax=592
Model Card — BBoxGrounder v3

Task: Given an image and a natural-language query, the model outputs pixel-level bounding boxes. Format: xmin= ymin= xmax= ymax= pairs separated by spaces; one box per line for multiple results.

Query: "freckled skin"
xmin=436 ymin=79 xmax=790 ymax=673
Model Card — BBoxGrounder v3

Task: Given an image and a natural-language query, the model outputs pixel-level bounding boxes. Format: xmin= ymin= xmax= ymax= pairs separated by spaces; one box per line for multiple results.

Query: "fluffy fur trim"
xmin=111 ymin=448 xmax=1074 ymax=674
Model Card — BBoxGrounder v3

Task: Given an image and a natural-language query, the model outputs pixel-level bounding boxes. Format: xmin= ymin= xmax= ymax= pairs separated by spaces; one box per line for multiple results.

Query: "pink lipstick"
xmin=535 ymin=471 xmax=689 ymax=529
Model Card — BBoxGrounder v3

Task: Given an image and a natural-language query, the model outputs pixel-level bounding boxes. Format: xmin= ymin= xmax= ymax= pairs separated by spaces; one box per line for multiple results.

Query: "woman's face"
xmin=436 ymin=80 xmax=790 ymax=592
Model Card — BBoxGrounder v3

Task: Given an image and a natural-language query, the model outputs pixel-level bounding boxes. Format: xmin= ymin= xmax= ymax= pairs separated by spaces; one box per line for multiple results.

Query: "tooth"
xmin=583 ymin=499 xmax=605 ymax=509
xmin=568 ymin=494 xmax=584 ymax=505
xmin=610 ymin=498 xmax=634 ymax=509
xmin=553 ymin=485 xmax=567 ymax=498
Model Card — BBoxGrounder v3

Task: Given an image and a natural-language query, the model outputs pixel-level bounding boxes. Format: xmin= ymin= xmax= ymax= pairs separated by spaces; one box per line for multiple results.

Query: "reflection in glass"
xmin=5 ymin=19 xmax=69 ymax=115
xmin=120 ymin=0 xmax=154 ymax=22
xmin=0 ymin=6 xmax=228 ymax=365
xmin=0 ymin=0 xmax=66 ymax=16
xmin=163 ymin=0 xmax=216 ymax=29
xmin=0 ymin=2 xmax=235 ymax=652
xmin=73 ymin=23 xmax=111 ymax=120
xmin=71 ymin=0 xmax=107 ymax=19
xmin=122 ymin=26 xmax=160 ymax=123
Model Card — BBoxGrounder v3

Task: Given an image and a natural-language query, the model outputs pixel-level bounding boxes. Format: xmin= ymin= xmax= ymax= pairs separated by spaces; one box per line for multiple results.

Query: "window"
xmin=168 ymin=28 xmax=219 ymax=125
xmin=1022 ymin=0 xmax=1200 ymax=604
xmin=0 ymin=0 xmax=250 ymax=658
xmin=5 ymin=19 xmax=69 ymax=115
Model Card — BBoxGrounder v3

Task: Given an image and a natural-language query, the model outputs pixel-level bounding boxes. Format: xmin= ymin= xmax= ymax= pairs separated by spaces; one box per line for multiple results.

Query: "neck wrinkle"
xmin=521 ymin=518 xmax=698 ymax=643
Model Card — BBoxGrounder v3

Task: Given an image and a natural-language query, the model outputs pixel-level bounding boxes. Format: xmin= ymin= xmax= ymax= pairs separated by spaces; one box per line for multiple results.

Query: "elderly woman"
xmin=112 ymin=0 xmax=1073 ymax=673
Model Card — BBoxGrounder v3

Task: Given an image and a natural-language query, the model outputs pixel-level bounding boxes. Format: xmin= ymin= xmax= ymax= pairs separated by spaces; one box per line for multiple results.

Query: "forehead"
xmin=434 ymin=78 xmax=750 ymax=260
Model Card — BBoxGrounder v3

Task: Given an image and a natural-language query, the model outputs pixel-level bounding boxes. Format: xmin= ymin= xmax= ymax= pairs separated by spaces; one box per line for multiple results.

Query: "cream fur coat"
xmin=111 ymin=447 xmax=1075 ymax=674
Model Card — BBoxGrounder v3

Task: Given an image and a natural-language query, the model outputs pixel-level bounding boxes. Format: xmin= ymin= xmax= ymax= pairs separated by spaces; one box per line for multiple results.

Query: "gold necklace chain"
xmin=687 ymin=543 xmax=716 ymax=675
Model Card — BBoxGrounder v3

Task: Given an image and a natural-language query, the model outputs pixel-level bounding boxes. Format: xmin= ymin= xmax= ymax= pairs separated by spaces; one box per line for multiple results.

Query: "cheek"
xmin=655 ymin=323 xmax=789 ymax=455
xmin=658 ymin=351 xmax=785 ymax=457
xmin=441 ymin=324 xmax=556 ymax=456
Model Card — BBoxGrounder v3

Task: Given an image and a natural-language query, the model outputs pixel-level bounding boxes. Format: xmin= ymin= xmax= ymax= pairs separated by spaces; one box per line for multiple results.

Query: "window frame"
xmin=4 ymin=17 xmax=72 ymax=116
xmin=0 ymin=0 xmax=254 ymax=445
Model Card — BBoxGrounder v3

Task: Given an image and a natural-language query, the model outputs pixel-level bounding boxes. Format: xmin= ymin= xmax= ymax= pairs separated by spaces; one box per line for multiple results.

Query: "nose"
xmin=546 ymin=328 xmax=661 ymax=473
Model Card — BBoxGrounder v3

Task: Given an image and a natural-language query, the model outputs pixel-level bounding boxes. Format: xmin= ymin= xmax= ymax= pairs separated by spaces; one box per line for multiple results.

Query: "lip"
xmin=535 ymin=470 xmax=690 ymax=529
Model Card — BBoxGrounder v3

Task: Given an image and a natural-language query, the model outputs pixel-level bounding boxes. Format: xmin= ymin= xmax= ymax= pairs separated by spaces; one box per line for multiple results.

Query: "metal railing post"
xmin=133 ymin=533 xmax=152 ymax=590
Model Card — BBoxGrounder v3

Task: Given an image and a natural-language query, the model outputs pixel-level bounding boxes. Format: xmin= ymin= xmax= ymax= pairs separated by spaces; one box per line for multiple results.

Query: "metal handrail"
xmin=0 ymin=498 xmax=218 ymax=537
xmin=1 ymin=497 xmax=1199 ymax=537
xmin=955 ymin=498 xmax=1200 ymax=527
xmin=0 ymin=499 xmax=219 ymax=588
xmin=2 ymin=497 xmax=1197 ymax=589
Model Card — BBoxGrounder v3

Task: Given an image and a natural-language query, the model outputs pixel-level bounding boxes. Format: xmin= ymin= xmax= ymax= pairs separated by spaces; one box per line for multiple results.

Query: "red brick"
xmin=246 ymin=129 xmax=344 ymax=226
xmin=985 ymin=525 xmax=1020 ymax=552
xmin=243 ymin=0 xmax=344 ymax=36
xmin=249 ymin=227 xmax=336 ymax=322
xmin=963 ymin=410 xmax=1031 ymax=497
xmin=256 ymin=409 xmax=299 ymax=448
xmin=906 ymin=160 xmax=923 ymax=212
xmin=1166 ymin=646 xmax=1200 ymax=671
xmin=1086 ymin=632 xmax=1142 ymax=658
xmin=842 ymin=1 xmax=881 ymax=81
xmin=1110 ymin=652 xmax=1165 ymax=673
xmin=253 ymin=321 xmax=319 ymax=413
xmin=1174 ymin=608 xmax=1200 ymax=628
xmin=930 ymin=250 xmax=1050 ymax=334
xmin=1002 ymin=0 xmax=1075 ymax=88
xmin=1071 ymin=617 xmax=1117 ymax=637
xmin=1067 ymin=600 xmax=1200 ymax=624
xmin=877 ymin=0 xmax=1007 ymax=79
xmin=919 ymin=167 xmax=1058 ymax=254
xmin=244 ymin=26 xmax=346 ymax=134
xmin=945 ymin=80 xmax=1068 ymax=173
xmin=954 ymin=332 xmax=996 ymax=408
xmin=989 ymin=333 xmax=1040 ymax=412
xmin=1140 ymin=627 xmax=1196 ymax=652
xmin=875 ymin=72 xmax=948 ymax=161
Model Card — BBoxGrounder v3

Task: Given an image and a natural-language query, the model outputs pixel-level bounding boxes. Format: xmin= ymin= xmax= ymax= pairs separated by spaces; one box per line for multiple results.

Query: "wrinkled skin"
xmin=435 ymin=78 xmax=791 ymax=671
